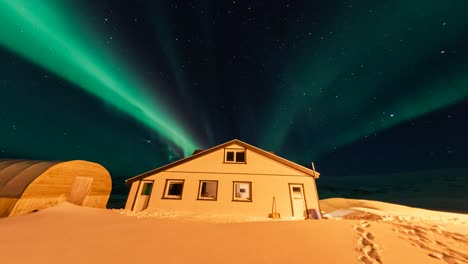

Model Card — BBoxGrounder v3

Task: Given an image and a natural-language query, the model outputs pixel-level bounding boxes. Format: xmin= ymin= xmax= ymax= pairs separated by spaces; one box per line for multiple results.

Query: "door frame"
xmin=288 ymin=183 xmax=309 ymax=219
xmin=132 ymin=180 xmax=154 ymax=211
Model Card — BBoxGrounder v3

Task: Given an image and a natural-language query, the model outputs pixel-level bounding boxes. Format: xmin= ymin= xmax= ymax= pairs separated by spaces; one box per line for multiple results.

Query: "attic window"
xmin=225 ymin=149 xmax=246 ymax=163
xmin=163 ymin=179 xmax=184 ymax=199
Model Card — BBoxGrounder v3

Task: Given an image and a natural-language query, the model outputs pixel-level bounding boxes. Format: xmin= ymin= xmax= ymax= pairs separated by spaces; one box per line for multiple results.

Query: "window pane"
xmin=234 ymin=182 xmax=251 ymax=201
xmin=292 ymin=186 xmax=303 ymax=199
xmin=141 ymin=182 xmax=153 ymax=195
xmin=168 ymin=183 xmax=183 ymax=195
xmin=199 ymin=181 xmax=217 ymax=199
xmin=226 ymin=151 xmax=234 ymax=161
xmin=235 ymin=151 xmax=245 ymax=162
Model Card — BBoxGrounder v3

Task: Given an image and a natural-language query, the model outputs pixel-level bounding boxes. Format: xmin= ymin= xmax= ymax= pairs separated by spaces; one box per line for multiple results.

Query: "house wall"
xmin=125 ymin=144 xmax=320 ymax=218
xmin=168 ymin=144 xmax=305 ymax=176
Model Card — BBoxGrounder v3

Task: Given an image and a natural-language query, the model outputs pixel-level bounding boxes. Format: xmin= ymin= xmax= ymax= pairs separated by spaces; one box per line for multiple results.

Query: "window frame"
xmin=232 ymin=181 xmax=252 ymax=202
xmin=224 ymin=148 xmax=247 ymax=164
xmin=162 ymin=179 xmax=185 ymax=200
xmin=197 ymin=180 xmax=219 ymax=201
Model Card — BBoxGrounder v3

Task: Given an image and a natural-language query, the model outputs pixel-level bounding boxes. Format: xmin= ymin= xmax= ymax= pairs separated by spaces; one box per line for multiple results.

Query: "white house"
xmin=125 ymin=139 xmax=321 ymax=219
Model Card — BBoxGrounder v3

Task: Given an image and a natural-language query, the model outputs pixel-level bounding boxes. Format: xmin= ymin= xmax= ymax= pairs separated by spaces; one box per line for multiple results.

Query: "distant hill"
xmin=317 ymin=168 xmax=468 ymax=213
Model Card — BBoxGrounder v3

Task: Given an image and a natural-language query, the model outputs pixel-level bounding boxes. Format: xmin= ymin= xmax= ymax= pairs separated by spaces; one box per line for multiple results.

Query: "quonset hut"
xmin=0 ymin=159 xmax=112 ymax=217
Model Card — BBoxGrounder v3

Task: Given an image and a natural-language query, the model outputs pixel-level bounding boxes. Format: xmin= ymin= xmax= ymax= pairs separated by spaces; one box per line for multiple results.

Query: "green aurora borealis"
xmin=260 ymin=0 xmax=468 ymax=160
xmin=1 ymin=0 xmax=467 ymax=207
xmin=0 ymin=0 xmax=199 ymax=156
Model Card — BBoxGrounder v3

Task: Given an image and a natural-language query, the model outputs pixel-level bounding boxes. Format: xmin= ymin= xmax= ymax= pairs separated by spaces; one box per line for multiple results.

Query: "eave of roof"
xmin=126 ymin=139 xmax=320 ymax=184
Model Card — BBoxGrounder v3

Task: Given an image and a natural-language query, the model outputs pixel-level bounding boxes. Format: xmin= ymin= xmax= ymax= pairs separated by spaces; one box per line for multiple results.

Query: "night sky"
xmin=1 ymin=1 xmax=467 ymax=208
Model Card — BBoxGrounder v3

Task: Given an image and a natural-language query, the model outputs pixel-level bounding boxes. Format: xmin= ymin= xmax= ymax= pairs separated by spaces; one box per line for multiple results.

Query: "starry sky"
xmin=1 ymin=0 xmax=467 ymax=207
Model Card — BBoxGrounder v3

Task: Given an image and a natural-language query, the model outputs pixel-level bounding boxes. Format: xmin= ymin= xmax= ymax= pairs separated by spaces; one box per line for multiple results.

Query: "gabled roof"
xmin=126 ymin=139 xmax=319 ymax=184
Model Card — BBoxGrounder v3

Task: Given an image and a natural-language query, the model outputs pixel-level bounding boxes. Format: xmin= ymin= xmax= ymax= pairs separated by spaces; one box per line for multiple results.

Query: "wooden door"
xmin=68 ymin=176 xmax=93 ymax=205
xmin=133 ymin=181 xmax=153 ymax=211
xmin=289 ymin=184 xmax=306 ymax=219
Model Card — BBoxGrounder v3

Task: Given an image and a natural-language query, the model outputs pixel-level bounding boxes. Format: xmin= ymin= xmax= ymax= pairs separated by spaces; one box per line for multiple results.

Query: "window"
xmin=233 ymin=181 xmax=252 ymax=201
xmin=163 ymin=179 xmax=184 ymax=199
xmin=141 ymin=182 xmax=153 ymax=195
xmin=198 ymin=181 xmax=218 ymax=200
xmin=225 ymin=149 xmax=246 ymax=163
xmin=236 ymin=151 xmax=245 ymax=162
xmin=292 ymin=187 xmax=303 ymax=199
xmin=226 ymin=151 xmax=235 ymax=162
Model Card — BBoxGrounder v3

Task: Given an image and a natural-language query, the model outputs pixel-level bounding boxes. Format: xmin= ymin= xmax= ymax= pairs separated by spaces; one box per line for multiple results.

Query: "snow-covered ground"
xmin=1 ymin=199 xmax=467 ymax=264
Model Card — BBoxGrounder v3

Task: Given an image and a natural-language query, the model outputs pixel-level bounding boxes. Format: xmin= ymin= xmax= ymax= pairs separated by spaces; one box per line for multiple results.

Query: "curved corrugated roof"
xmin=0 ymin=159 xmax=61 ymax=198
